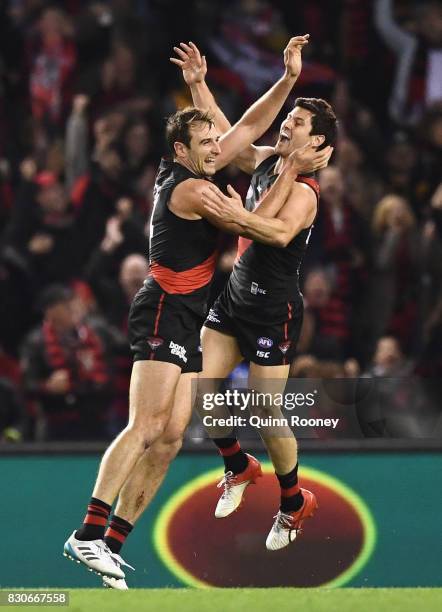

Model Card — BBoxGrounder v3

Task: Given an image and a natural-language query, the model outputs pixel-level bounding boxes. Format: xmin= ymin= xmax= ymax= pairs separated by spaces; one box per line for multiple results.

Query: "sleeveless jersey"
xmin=147 ymin=158 xmax=218 ymax=315
xmin=227 ymin=154 xmax=319 ymax=314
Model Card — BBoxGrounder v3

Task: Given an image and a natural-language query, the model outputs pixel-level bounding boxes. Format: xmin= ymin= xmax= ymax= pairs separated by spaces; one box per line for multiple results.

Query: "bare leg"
xmin=196 ymin=327 xmax=243 ymax=438
xmin=248 ymin=362 xmax=297 ymax=474
xmin=114 ymin=372 xmax=196 ymax=524
xmin=92 ymin=360 xmax=181 ymax=505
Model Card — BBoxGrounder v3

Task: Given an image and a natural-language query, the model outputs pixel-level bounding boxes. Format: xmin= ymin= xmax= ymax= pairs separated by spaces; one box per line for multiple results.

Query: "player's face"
xmin=275 ymin=106 xmax=316 ymax=156
xmin=186 ymin=122 xmax=221 ymax=176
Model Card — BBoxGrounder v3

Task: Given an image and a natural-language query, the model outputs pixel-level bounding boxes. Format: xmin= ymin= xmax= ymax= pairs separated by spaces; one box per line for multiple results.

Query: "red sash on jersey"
xmin=150 ymin=251 xmax=217 ymax=294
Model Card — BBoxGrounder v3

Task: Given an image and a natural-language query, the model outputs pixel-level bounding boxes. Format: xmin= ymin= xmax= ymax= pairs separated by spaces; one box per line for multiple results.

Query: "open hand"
xmin=170 ymin=41 xmax=207 ymax=85
xmin=289 ymin=143 xmax=333 ymax=174
xmin=201 ymin=184 xmax=244 ymax=224
xmin=284 ymin=35 xmax=309 ymax=80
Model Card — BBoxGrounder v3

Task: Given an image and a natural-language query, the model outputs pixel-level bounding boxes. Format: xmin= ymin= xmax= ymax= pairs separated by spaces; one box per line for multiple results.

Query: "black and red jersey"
xmin=147 ymin=158 xmax=218 ymax=315
xmin=228 ymin=154 xmax=319 ymax=317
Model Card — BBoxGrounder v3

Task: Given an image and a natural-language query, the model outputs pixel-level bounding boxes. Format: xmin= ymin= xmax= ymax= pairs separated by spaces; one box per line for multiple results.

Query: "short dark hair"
xmin=165 ymin=107 xmax=214 ymax=153
xmin=294 ymin=97 xmax=338 ymax=150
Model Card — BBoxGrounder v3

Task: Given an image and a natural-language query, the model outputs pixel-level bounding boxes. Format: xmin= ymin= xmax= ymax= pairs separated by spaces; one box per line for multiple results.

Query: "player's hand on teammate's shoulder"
xmin=289 ymin=142 xmax=334 ymax=174
xmin=170 ymin=41 xmax=207 ymax=85
xmin=283 ymin=34 xmax=310 ymax=80
xmin=201 ymin=183 xmax=245 ymax=224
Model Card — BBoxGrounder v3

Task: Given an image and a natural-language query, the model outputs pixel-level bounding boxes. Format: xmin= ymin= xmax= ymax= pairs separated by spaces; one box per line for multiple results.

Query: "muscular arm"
xmin=199 ymin=144 xmax=331 ymax=241
xmin=169 ymin=178 xmax=249 ymax=235
xmin=223 ymin=182 xmax=317 ymax=247
xmin=216 ymin=71 xmax=296 ymax=172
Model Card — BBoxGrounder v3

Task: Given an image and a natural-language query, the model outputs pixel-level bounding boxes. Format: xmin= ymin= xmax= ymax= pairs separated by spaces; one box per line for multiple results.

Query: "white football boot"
xmin=102 ymin=553 xmax=135 ymax=589
xmin=63 ymin=532 xmax=125 ymax=579
xmin=266 ymin=489 xmax=318 ymax=551
xmin=215 ymin=454 xmax=262 ymax=518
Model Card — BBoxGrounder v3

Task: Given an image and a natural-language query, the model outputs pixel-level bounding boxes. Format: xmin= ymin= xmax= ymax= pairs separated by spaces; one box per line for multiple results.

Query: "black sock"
xmin=75 ymin=497 xmax=112 ymax=541
xmin=277 ymin=464 xmax=304 ymax=513
xmin=213 ymin=438 xmax=249 ymax=474
xmin=104 ymin=515 xmax=133 ymax=554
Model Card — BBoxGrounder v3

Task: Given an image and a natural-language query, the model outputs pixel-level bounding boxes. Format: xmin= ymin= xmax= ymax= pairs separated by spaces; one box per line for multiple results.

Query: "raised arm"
xmin=171 ymin=41 xmax=273 ymax=173
xmin=171 ymin=37 xmax=309 ymax=174
xmin=216 ymin=35 xmax=308 ymax=172
xmin=170 ymin=42 xmax=231 ymax=134
xmin=374 ymin=0 xmax=415 ymax=53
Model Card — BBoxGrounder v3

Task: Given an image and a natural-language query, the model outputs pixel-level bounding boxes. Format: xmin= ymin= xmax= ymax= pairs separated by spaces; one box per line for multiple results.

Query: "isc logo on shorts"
xmin=257 ymin=337 xmax=273 ymax=348
xmin=256 ymin=350 xmax=270 ymax=358
xmin=169 ymin=340 xmax=188 ymax=363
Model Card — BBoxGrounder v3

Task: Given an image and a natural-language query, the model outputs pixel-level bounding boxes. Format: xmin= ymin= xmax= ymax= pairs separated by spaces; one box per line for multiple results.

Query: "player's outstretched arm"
xmin=170 ymin=42 xmax=232 ymax=135
xmin=171 ymin=42 xmax=274 ymax=174
xmin=201 ymin=180 xmax=317 ymax=248
xmin=214 ymin=35 xmax=309 ymax=173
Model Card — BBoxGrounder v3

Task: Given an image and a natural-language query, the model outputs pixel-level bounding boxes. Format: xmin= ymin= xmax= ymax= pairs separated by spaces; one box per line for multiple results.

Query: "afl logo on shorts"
xmin=257 ymin=337 xmax=273 ymax=349
xmin=147 ymin=336 xmax=164 ymax=350
xmin=278 ymin=341 xmax=291 ymax=354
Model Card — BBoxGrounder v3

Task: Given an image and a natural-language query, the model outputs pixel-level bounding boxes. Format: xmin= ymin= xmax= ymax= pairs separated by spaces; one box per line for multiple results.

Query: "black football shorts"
xmin=128 ymin=282 xmax=203 ymax=373
xmin=204 ymin=290 xmax=303 ymax=366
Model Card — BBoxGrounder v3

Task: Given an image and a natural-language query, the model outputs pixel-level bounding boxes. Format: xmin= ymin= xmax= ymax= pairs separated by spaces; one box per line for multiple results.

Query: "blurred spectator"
xmin=20 ymin=285 xmax=114 ymax=440
xmin=298 ymin=268 xmax=350 ymax=361
xmin=370 ymin=194 xmax=420 ymax=351
xmin=306 ymin=165 xmax=370 ymax=360
xmin=418 ymin=104 xmax=442 ymax=200
xmin=27 ymin=6 xmax=77 ymax=153
xmin=119 ymin=116 xmax=157 ymax=217
xmin=4 ymin=168 xmax=81 ymax=291
xmin=359 ymin=335 xmax=435 ymax=438
xmin=382 ymin=131 xmax=423 ymax=215
xmin=364 ymin=335 xmax=413 ymax=377
xmin=0 ymin=246 xmax=34 ymax=355
xmin=86 ymin=237 xmax=148 ymax=330
xmin=86 ymin=248 xmax=148 ymax=434
xmin=374 ymin=0 xmax=442 ymax=125
xmin=311 ymin=166 xmax=370 ymax=296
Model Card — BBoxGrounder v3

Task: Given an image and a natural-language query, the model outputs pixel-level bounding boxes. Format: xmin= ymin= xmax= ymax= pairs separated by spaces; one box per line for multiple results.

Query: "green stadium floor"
xmin=1 ymin=589 xmax=441 ymax=612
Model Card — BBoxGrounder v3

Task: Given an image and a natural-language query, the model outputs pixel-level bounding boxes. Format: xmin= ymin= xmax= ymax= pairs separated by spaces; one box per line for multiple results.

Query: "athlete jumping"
xmin=183 ymin=42 xmax=338 ymax=551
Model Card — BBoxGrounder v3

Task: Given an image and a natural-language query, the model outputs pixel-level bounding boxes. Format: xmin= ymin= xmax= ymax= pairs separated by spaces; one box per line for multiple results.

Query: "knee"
xmin=126 ymin=414 xmax=169 ymax=449
xmin=150 ymin=435 xmax=184 ymax=466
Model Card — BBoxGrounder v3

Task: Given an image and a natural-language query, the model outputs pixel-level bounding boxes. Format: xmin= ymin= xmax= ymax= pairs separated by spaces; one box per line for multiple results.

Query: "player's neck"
xmin=174 ymin=157 xmax=199 ymax=177
xmin=274 ymin=156 xmax=289 ymax=175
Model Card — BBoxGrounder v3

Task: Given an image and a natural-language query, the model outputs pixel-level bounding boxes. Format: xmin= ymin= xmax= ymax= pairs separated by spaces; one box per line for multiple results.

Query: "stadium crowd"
xmin=0 ymin=0 xmax=441 ymax=441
